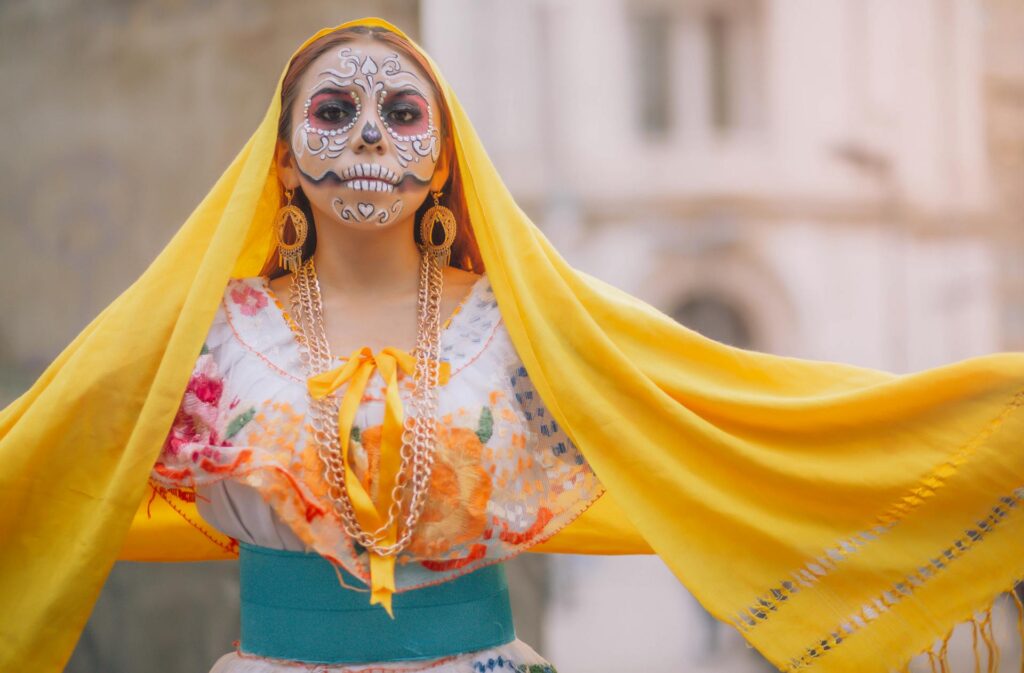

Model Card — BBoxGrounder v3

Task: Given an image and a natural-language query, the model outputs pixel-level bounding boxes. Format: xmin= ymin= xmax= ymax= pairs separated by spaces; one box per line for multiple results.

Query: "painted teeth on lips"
xmin=344 ymin=179 xmax=395 ymax=193
xmin=340 ymin=163 xmax=400 ymax=187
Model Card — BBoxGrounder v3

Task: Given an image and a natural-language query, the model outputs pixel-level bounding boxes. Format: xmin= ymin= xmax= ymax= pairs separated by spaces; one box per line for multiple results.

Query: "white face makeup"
xmin=289 ymin=38 xmax=442 ymax=229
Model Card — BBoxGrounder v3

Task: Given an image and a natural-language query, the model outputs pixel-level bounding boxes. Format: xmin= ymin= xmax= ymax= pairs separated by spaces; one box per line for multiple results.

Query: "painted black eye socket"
xmin=385 ymin=103 xmax=422 ymax=125
xmin=314 ymin=101 xmax=357 ymax=124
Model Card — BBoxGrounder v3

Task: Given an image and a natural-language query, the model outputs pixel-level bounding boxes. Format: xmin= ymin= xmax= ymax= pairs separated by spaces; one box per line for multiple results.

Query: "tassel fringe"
xmin=898 ymin=583 xmax=1024 ymax=673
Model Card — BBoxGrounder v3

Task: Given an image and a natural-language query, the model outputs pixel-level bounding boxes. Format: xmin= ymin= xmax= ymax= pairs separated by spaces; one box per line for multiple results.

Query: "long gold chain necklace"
xmin=290 ymin=251 xmax=445 ymax=556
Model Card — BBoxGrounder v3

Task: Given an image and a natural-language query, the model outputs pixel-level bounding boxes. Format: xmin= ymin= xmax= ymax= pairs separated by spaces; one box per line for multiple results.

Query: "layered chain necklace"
xmin=290 ymin=250 xmax=445 ymax=557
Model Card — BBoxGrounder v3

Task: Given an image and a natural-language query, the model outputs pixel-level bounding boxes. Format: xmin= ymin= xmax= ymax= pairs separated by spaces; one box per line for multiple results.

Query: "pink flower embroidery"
xmin=230 ymin=282 xmax=268 ymax=316
xmin=163 ymin=354 xmax=229 ymax=462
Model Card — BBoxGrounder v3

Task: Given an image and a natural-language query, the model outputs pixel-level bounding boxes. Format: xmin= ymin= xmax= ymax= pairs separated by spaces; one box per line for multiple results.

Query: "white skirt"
xmin=208 ymin=639 xmax=556 ymax=673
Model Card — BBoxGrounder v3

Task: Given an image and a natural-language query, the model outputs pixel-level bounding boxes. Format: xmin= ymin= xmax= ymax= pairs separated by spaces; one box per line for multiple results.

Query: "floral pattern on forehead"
xmin=294 ymin=46 xmax=440 ymax=172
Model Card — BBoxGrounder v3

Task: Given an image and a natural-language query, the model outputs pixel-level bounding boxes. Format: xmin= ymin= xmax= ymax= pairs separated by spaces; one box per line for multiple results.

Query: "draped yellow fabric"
xmin=1 ymin=16 xmax=1023 ymax=673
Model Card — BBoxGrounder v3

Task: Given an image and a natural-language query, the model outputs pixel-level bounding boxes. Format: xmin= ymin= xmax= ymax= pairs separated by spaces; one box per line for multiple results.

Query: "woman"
xmin=155 ymin=24 xmax=600 ymax=671
xmin=2 ymin=17 xmax=1024 ymax=673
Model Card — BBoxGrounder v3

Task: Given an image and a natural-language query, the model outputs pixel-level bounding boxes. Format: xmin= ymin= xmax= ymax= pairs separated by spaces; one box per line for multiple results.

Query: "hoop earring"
xmin=275 ymin=188 xmax=308 ymax=274
xmin=418 ymin=191 xmax=457 ymax=267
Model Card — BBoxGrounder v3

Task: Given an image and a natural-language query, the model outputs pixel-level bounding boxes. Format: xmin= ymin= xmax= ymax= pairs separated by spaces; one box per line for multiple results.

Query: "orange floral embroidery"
xmin=499 ymin=507 xmax=553 ymax=545
xmin=243 ymin=403 xmax=304 ymax=466
xmin=355 ymin=422 xmax=493 ymax=558
xmin=300 ymin=424 xmax=331 ymax=501
xmin=420 ymin=543 xmax=488 ymax=571
xmin=352 ymin=426 xmax=383 ymax=500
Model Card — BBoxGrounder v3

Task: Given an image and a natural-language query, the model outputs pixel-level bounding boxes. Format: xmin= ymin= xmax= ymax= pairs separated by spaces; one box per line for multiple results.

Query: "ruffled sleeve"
xmin=492 ymin=335 xmax=606 ymax=544
xmin=146 ymin=280 xmax=327 ymax=546
xmin=150 ymin=304 xmax=261 ymax=489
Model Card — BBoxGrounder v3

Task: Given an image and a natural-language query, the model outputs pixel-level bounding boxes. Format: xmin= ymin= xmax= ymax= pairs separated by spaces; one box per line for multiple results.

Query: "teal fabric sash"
xmin=238 ymin=542 xmax=516 ymax=664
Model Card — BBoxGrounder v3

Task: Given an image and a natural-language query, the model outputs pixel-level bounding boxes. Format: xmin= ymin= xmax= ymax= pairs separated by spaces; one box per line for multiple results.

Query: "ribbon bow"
xmin=307 ymin=346 xmax=449 ymax=616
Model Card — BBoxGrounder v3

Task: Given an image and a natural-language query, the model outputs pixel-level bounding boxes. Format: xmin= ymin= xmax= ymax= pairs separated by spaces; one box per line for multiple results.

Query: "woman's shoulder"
xmin=223 ymin=276 xmax=275 ymax=318
xmin=203 ymin=276 xmax=274 ymax=347
xmin=443 ymin=265 xmax=481 ymax=297
xmin=442 ymin=270 xmax=522 ymax=384
xmin=195 ymin=276 xmax=303 ymax=381
xmin=264 ymin=273 xmax=292 ymax=316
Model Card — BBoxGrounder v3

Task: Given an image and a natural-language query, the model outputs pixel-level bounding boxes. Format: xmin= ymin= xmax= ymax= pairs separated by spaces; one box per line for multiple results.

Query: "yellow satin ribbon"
xmin=307 ymin=346 xmax=449 ymax=616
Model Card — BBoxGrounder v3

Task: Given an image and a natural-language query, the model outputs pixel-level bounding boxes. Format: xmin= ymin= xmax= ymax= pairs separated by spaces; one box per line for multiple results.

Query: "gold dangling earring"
xmin=275 ymin=188 xmax=308 ymax=274
xmin=418 ymin=191 xmax=457 ymax=267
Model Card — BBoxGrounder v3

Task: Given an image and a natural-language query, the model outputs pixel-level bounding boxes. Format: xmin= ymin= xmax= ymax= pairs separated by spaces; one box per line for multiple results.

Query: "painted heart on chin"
xmin=357 ymin=203 xmax=374 ymax=218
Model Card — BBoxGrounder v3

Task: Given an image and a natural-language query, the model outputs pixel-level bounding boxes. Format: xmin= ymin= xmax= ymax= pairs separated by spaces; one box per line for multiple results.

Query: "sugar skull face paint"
xmin=287 ymin=36 xmax=443 ymax=229
xmin=331 ymin=192 xmax=404 ymax=226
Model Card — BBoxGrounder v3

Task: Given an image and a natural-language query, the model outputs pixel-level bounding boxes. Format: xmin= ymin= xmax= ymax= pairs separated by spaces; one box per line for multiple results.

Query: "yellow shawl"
xmin=2 ymin=17 xmax=1023 ymax=673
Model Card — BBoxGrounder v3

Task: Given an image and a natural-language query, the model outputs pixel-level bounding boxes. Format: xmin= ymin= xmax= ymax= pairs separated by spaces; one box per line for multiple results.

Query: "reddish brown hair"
xmin=264 ymin=26 xmax=483 ymax=277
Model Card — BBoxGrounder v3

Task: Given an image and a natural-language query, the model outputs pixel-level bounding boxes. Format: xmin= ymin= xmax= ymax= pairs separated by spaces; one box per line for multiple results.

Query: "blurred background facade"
xmin=1 ymin=0 xmax=1021 ymax=671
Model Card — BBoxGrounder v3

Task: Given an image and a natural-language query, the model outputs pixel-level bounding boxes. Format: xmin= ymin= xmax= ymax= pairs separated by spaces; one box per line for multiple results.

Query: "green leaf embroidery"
xmin=200 ymin=343 xmax=210 ymax=356
xmin=516 ymin=665 xmax=557 ymax=673
xmin=224 ymin=407 xmax=256 ymax=440
xmin=351 ymin=425 xmax=361 ymax=444
xmin=476 ymin=406 xmax=493 ymax=444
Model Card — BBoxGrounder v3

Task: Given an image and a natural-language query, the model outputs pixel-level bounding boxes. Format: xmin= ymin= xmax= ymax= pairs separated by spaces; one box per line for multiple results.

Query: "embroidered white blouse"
xmin=150 ymin=274 xmax=603 ymax=672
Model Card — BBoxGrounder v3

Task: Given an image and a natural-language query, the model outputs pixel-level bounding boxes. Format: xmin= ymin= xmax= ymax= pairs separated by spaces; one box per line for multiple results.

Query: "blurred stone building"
xmin=984 ymin=0 xmax=1024 ymax=352
xmin=0 ymin=1 xmax=1020 ymax=672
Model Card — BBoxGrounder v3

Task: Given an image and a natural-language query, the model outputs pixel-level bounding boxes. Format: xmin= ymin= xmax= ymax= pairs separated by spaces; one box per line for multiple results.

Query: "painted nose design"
xmin=361 ymin=121 xmax=383 ymax=145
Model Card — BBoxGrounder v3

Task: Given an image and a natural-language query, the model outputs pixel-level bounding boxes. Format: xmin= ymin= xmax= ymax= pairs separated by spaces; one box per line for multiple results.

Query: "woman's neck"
xmin=310 ymin=209 xmax=421 ymax=298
